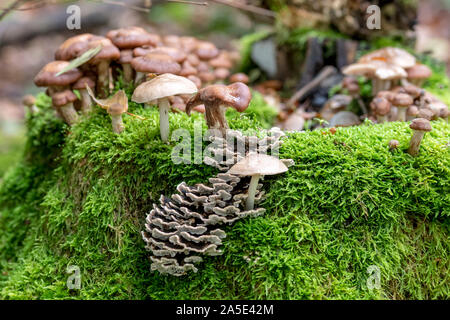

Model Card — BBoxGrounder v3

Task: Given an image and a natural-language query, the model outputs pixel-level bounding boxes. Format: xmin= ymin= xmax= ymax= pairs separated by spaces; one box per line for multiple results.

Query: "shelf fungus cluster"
xmin=142 ymin=172 xmax=266 ymax=276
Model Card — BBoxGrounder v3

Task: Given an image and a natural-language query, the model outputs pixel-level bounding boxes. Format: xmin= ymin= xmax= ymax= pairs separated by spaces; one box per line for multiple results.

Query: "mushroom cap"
xmin=228 ymin=153 xmax=288 ymax=176
xmin=34 ymin=61 xmax=82 ymax=87
xmin=410 ymin=118 xmax=432 ymax=132
xmin=345 ymin=82 xmax=360 ymax=95
xmin=186 ymin=53 xmax=200 ymax=66
xmin=86 ymin=37 xmax=120 ymax=64
xmin=392 ymin=93 xmax=413 ymax=107
xmin=55 ymin=33 xmax=95 ymax=60
xmin=376 ymin=90 xmax=394 ymax=101
xmin=406 ymin=64 xmax=432 ymax=80
xmin=146 ymin=46 xmax=187 ymax=63
xmin=108 ymin=102 xmax=127 ymax=116
xmin=406 ymin=105 xmax=419 ymax=117
xmin=52 ymin=89 xmax=78 ymax=107
xmin=417 ymin=108 xmax=433 ymax=120
xmin=374 ymin=64 xmax=407 ymax=80
xmin=186 ymin=82 xmax=252 ymax=114
xmin=389 ymin=139 xmax=399 ymax=149
xmin=163 ymin=35 xmax=181 ymax=48
xmin=187 ymin=75 xmax=202 ymax=89
xmin=214 ymin=67 xmax=230 ymax=80
xmin=371 ymin=97 xmax=391 ymax=115
xmin=180 ymin=36 xmax=198 ymax=53
xmin=87 ymin=88 xmax=128 ymax=114
xmin=118 ymin=49 xmax=134 ymax=64
xmin=132 ymin=73 xmax=198 ymax=103
xmin=73 ymin=76 xmax=96 ymax=90
xmin=439 ymin=106 xmax=449 ymax=118
xmin=132 ymin=45 xmax=155 ymax=57
xmin=195 ymin=41 xmax=220 ymax=60
xmin=359 ymin=47 xmax=416 ymax=69
xmin=179 ymin=61 xmax=198 ymax=77
xmin=22 ymin=94 xmax=36 ymax=107
xmin=198 ymin=71 xmax=216 ymax=83
xmin=342 ymin=62 xmax=377 ymax=77
xmin=208 ymin=53 xmax=232 ymax=69
xmin=106 ymin=26 xmax=160 ymax=49
xmin=402 ymin=83 xmax=423 ymax=98
xmin=131 ymin=53 xmax=181 ymax=74
xmin=229 ymin=73 xmax=249 ymax=84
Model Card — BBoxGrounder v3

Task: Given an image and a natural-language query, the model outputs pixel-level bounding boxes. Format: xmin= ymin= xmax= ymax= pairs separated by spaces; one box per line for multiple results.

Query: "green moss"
xmin=0 ymin=83 xmax=449 ymax=299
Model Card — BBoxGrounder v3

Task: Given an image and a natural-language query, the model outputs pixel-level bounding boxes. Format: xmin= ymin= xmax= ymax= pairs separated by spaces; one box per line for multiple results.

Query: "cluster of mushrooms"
xmin=32 ymin=26 xmax=252 ymax=141
xmin=342 ymin=47 xmax=449 ymax=156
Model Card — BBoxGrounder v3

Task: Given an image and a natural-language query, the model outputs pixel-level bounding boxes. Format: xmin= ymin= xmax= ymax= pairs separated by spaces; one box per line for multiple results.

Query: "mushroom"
xmin=392 ymin=93 xmax=413 ymax=122
xmin=179 ymin=61 xmax=198 ymax=77
xmin=34 ymin=61 xmax=82 ymax=94
xmin=118 ymin=50 xmax=135 ymax=84
xmin=229 ymin=73 xmax=249 ymax=84
xmin=358 ymin=47 xmax=416 ymax=69
xmin=406 ymin=105 xmax=419 ymax=121
xmin=146 ymin=47 xmax=187 ymax=63
xmin=55 ymin=33 xmax=95 ymax=61
xmin=195 ymin=41 xmax=220 ymax=60
xmin=106 ymin=26 xmax=160 ymax=49
xmin=132 ymin=73 xmax=198 ymax=142
xmin=408 ymin=118 xmax=432 ymax=156
xmin=185 ymin=82 xmax=252 ymax=135
xmin=214 ymin=68 xmax=231 ymax=83
xmin=406 ymin=64 xmax=432 ymax=86
xmin=187 ymin=75 xmax=202 ymax=89
xmin=209 ymin=52 xmax=232 ymax=69
xmin=370 ymin=97 xmax=391 ymax=123
xmin=342 ymin=77 xmax=367 ymax=115
xmin=85 ymin=37 xmax=120 ymax=98
xmin=51 ymin=89 xmax=79 ymax=125
xmin=72 ymin=76 xmax=96 ymax=114
xmin=388 ymin=139 xmax=399 ymax=151
xmin=439 ymin=107 xmax=449 ymax=122
xmin=22 ymin=94 xmax=38 ymax=114
xmin=227 ymin=153 xmax=288 ymax=210
xmin=130 ymin=53 xmax=181 ymax=84
xmin=374 ymin=64 xmax=407 ymax=91
xmin=86 ymin=88 xmax=128 ymax=134
xmin=417 ymin=108 xmax=433 ymax=121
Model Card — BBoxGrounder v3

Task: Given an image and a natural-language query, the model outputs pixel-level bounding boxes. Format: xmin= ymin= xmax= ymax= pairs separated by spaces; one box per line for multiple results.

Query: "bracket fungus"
xmin=228 ymin=153 xmax=289 ymax=210
xmin=408 ymin=118 xmax=432 ymax=156
xmin=132 ymin=73 xmax=198 ymax=142
xmin=185 ymin=83 xmax=252 ymax=135
xmin=87 ymin=87 xmax=128 ymax=134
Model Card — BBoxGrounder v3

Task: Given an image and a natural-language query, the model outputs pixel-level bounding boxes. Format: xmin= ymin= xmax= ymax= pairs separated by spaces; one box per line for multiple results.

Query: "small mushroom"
xmin=417 ymin=108 xmax=433 ymax=121
xmin=72 ymin=76 xmax=96 ymax=114
xmin=406 ymin=64 xmax=432 ymax=86
xmin=106 ymin=26 xmax=160 ymax=49
xmin=55 ymin=33 xmax=95 ymax=61
xmin=51 ymin=90 xmax=79 ymax=125
xmin=34 ymin=61 xmax=82 ymax=95
xmin=392 ymin=93 xmax=413 ymax=122
xmin=228 ymin=153 xmax=288 ymax=210
xmin=370 ymin=97 xmax=391 ymax=123
xmin=118 ymin=50 xmax=135 ymax=84
xmin=185 ymin=83 xmax=252 ymax=135
xmin=408 ymin=118 xmax=432 ymax=156
xmin=22 ymin=95 xmax=38 ymax=114
xmin=132 ymin=73 xmax=198 ymax=142
xmin=86 ymin=88 xmax=128 ymax=134
xmin=406 ymin=105 xmax=419 ymax=121
xmin=439 ymin=107 xmax=449 ymax=122
xmin=388 ymin=139 xmax=399 ymax=151
xmin=195 ymin=41 xmax=219 ymax=60
xmin=214 ymin=68 xmax=231 ymax=83
xmin=229 ymin=73 xmax=249 ymax=84
xmin=342 ymin=77 xmax=367 ymax=115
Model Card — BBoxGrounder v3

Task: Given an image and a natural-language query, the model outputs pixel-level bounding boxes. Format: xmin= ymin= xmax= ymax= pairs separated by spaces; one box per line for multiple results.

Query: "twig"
xmin=167 ymin=0 xmax=208 ymax=5
xmin=209 ymin=0 xmax=275 ymax=17
xmin=101 ymin=0 xmax=151 ymax=12
xmin=287 ymin=66 xmax=336 ymax=109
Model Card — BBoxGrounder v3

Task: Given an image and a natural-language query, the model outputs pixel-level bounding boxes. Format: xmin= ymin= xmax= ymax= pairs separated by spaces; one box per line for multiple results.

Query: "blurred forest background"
xmin=0 ymin=0 xmax=449 ymax=181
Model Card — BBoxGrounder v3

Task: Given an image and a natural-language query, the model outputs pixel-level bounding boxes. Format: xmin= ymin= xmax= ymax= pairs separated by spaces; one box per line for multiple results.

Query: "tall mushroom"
xmin=228 ymin=153 xmax=288 ymax=210
xmin=185 ymin=82 xmax=252 ymax=135
xmin=118 ymin=50 xmax=135 ymax=84
xmin=392 ymin=93 xmax=413 ymax=122
xmin=132 ymin=73 xmax=198 ymax=142
xmin=408 ymin=118 xmax=432 ymax=156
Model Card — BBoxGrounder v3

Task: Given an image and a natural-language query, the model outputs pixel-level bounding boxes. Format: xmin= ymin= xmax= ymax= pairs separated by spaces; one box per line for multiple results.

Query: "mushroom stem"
xmin=79 ymin=89 xmax=93 ymax=114
xmin=376 ymin=115 xmax=388 ymax=123
xmin=355 ymin=96 xmax=368 ymax=115
xmin=408 ymin=130 xmax=425 ymax=156
xmin=111 ymin=114 xmax=124 ymax=134
xmin=246 ymin=173 xmax=261 ymax=211
xmin=135 ymin=71 xmax=145 ymax=84
xmin=59 ymin=103 xmax=79 ymax=126
xmin=122 ymin=63 xmax=134 ymax=84
xmin=159 ymin=97 xmax=170 ymax=143
xmin=97 ymin=60 xmax=110 ymax=98
xmin=396 ymin=106 xmax=407 ymax=122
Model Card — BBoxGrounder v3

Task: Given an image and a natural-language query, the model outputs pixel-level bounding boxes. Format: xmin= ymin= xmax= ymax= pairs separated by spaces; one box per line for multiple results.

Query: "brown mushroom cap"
xmin=108 ymin=102 xmax=127 ymax=116
xmin=106 ymin=26 xmax=160 ymax=49
xmin=186 ymin=54 xmax=200 ymax=66
xmin=229 ymin=73 xmax=249 ymax=84
xmin=195 ymin=41 xmax=220 ymax=60
xmin=186 ymin=82 xmax=252 ymax=114
xmin=371 ymin=97 xmax=391 ymax=115
xmin=86 ymin=37 xmax=120 ymax=64
xmin=52 ymin=90 xmax=78 ymax=107
xmin=187 ymin=75 xmax=202 ymax=89
xmin=132 ymin=45 xmax=155 ymax=57
xmin=163 ymin=35 xmax=181 ymax=48
xmin=406 ymin=105 xmax=419 ymax=117
xmin=179 ymin=61 xmax=198 ymax=77
xmin=73 ymin=76 xmax=96 ymax=90
xmin=34 ymin=61 xmax=82 ymax=87
xmin=392 ymin=93 xmax=413 ymax=106
xmin=402 ymin=83 xmax=423 ymax=98
xmin=406 ymin=64 xmax=432 ymax=80
xmin=118 ymin=50 xmax=134 ymax=64
xmin=55 ymin=33 xmax=95 ymax=60
xmin=209 ymin=53 xmax=232 ymax=69
xmin=214 ymin=68 xmax=231 ymax=80
xmin=417 ymin=108 xmax=434 ymax=120
xmin=198 ymin=71 xmax=216 ymax=83
xmin=376 ymin=90 xmax=394 ymax=101
xmin=131 ymin=53 xmax=181 ymax=74
xmin=146 ymin=46 xmax=186 ymax=63
xmin=410 ymin=118 xmax=432 ymax=132
xmin=22 ymin=94 xmax=36 ymax=107
xmin=439 ymin=106 xmax=449 ymax=118
xmin=180 ymin=36 xmax=199 ymax=53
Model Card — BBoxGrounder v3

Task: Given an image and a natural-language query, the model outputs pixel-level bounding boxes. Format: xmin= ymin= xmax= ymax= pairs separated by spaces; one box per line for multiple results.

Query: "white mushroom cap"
xmin=375 ymin=64 xmax=407 ymax=80
xmin=132 ymin=73 xmax=198 ymax=103
xmin=358 ymin=47 xmax=416 ymax=69
xmin=228 ymin=154 xmax=288 ymax=176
